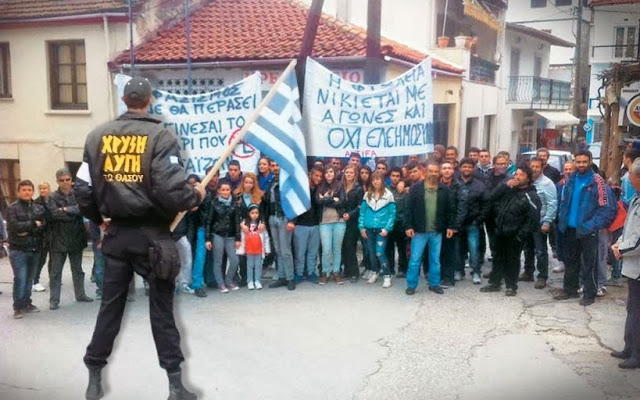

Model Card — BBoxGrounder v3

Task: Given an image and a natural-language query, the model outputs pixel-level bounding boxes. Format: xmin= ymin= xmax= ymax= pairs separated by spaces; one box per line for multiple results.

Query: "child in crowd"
xmin=237 ymin=204 xmax=271 ymax=290
xmin=205 ymin=182 xmax=241 ymax=293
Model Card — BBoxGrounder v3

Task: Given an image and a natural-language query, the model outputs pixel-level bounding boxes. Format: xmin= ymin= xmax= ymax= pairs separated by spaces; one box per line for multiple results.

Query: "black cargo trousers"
xmin=83 ymin=223 xmax=184 ymax=373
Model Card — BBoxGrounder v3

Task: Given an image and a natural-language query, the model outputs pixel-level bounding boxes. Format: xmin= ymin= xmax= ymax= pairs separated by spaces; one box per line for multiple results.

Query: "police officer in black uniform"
xmin=74 ymin=77 xmax=205 ymax=400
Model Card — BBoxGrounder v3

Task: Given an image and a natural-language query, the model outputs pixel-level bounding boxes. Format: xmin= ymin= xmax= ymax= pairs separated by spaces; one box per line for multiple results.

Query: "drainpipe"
xmin=103 ymin=15 xmax=115 ymax=120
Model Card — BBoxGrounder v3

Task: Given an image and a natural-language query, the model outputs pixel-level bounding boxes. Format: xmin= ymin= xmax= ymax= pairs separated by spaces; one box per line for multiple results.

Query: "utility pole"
xmin=573 ymin=1 xmax=583 ymax=121
xmin=186 ymin=0 xmax=192 ymax=94
xmin=364 ymin=0 xmax=382 ymax=84
xmin=128 ymin=0 xmax=134 ymax=76
xmin=296 ymin=0 xmax=325 ymax=100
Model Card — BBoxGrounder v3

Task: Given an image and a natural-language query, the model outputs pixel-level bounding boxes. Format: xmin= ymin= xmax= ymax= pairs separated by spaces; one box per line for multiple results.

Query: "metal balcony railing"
xmin=508 ymin=76 xmax=571 ymax=106
xmin=591 ymin=44 xmax=640 ymax=60
xmin=470 ymin=56 xmax=499 ymax=85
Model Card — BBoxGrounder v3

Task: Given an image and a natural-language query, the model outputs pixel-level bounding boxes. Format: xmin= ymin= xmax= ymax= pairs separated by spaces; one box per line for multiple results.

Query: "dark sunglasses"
xmin=58 ymin=178 xmax=71 ymax=182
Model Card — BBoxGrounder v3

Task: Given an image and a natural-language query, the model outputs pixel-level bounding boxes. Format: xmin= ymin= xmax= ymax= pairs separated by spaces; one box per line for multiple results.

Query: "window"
xmin=0 ymin=43 xmax=10 ymax=98
xmin=531 ymin=0 xmax=547 ymax=8
xmin=510 ymin=48 xmax=520 ymax=77
xmin=614 ymin=27 xmax=638 ymax=58
xmin=48 ymin=40 xmax=87 ymax=109
xmin=555 ymin=0 xmax=572 ymax=6
xmin=0 ymin=159 xmax=20 ymax=215
xmin=534 ymin=56 xmax=542 ymax=77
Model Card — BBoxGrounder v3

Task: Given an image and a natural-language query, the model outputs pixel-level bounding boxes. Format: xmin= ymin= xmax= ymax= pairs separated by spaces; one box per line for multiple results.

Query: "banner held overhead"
xmin=302 ymin=57 xmax=434 ymax=158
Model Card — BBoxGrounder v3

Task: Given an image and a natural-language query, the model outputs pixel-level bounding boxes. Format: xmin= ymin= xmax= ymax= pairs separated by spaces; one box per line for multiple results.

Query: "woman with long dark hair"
xmin=341 ymin=165 xmax=364 ymax=282
xmin=359 ymin=171 xmax=396 ymax=288
xmin=316 ymin=166 xmax=346 ymax=285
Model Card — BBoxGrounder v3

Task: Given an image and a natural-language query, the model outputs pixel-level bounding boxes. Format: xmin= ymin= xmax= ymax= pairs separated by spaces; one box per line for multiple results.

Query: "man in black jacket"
xmin=75 ymin=77 xmax=204 ymax=400
xmin=293 ymin=166 xmax=323 ymax=282
xmin=405 ymin=162 xmax=455 ymax=295
xmin=49 ymin=168 xmax=92 ymax=309
xmin=6 ymin=180 xmax=46 ymax=319
xmin=262 ymin=162 xmax=296 ymax=290
xmin=439 ymin=161 xmax=467 ymax=287
xmin=459 ymin=158 xmax=489 ymax=285
xmin=480 ymin=165 xmax=541 ymax=296
xmin=385 ymin=167 xmax=409 ymax=278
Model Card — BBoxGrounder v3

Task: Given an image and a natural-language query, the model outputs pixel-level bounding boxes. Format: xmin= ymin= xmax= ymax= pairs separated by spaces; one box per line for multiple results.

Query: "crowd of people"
xmin=4 ymin=143 xmax=640 ymax=318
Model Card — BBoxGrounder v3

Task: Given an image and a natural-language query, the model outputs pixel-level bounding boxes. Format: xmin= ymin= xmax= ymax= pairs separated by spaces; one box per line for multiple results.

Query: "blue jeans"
xmin=191 ymin=227 xmax=206 ymax=289
xmin=293 ymin=225 xmax=320 ymax=277
xmin=93 ymin=247 xmax=105 ymax=296
xmin=366 ymin=229 xmax=390 ymax=276
xmin=9 ymin=249 xmax=39 ymax=310
xmin=407 ymin=232 xmax=442 ymax=289
xmin=246 ymin=254 xmax=263 ymax=283
xmin=319 ymin=222 xmax=347 ymax=274
xmin=462 ymin=224 xmax=481 ymax=275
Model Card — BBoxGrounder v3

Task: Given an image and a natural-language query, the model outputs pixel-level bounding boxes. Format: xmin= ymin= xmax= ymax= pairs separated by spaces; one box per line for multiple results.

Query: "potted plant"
xmin=437 ymin=36 xmax=450 ymax=48
xmin=454 ymin=35 xmax=469 ymax=49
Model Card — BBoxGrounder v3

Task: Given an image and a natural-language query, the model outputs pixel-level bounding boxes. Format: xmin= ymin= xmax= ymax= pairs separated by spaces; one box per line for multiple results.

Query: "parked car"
xmin=520 ymin=150 xmax=573 ymax=172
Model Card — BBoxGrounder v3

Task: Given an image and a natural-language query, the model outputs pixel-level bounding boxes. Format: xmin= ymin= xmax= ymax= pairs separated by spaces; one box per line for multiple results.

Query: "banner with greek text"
xmin=302 ymin=57 xmax=433 ymax=158
xmin=114 ymin=73 xmax=262 ymax=176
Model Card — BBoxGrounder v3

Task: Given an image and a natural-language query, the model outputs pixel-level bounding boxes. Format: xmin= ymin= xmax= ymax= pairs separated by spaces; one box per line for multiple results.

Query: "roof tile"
xmin=115 ymin=0 xmax=464 ymax=74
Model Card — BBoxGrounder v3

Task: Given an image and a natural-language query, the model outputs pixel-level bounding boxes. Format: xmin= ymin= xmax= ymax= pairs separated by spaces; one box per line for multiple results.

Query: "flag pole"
xmin=170 ymin=59 xmax=298 ymax=231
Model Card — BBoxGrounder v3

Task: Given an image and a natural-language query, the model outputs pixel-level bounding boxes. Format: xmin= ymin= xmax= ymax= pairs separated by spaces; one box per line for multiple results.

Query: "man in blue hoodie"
xmin=555 ymin=150 xmax=617 ymax=306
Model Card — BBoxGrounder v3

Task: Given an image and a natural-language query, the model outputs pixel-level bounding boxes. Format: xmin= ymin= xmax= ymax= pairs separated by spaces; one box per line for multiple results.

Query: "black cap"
xmin=124 ymin=77 xmax=152 ymax=102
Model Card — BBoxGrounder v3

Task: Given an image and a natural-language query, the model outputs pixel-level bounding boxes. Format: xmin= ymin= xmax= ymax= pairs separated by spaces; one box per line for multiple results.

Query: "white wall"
xmin=503 ymin=30 xmax=551 ymax=78
xmin=301 ymin=0 xmax=434 ymax=52
xmin=460 ymin=81 xmax=499 ymax=154
xmin=591 ymin=4 xmax=640 ymax=63
xmin=0 ymin=21 xmax=130 ymax=187
xmin=506 ymin=0 xmax=589 ymax=65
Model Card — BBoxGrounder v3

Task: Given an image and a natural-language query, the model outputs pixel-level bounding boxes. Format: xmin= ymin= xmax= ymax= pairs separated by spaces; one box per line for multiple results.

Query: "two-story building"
xmin=502 ymin=23 xmax=575 ymax=155
xmin=0 ymin=0 xmax=141 ymax=212
xmin=111 ymin=0 xmax=465 ymax=156
xmin=588 ymin=0 xmax=640 ymax=144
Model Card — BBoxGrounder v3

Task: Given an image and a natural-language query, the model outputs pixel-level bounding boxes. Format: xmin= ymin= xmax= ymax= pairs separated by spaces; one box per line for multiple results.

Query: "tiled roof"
xmin=590 ymin=0 xmax=640 ymax=5
xmin=506 ymin=23 xmax=575 ymax=48
xmin=0 ymin=0 xmax=134 ymax=21
xmin=115 ymin=0 xmax=464 ymax=74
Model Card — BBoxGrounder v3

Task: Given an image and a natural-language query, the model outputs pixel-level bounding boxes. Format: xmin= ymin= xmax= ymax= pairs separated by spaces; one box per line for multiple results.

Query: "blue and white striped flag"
xmin=244 ymin=68 xmax=311 ymax=219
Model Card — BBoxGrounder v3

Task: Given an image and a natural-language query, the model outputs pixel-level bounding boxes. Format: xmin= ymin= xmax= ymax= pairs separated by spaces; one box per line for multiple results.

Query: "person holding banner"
xmin=75 ymin=77 xmax=204 ymax=400
xmin=317 ymin=166 xmax=347 ymax=285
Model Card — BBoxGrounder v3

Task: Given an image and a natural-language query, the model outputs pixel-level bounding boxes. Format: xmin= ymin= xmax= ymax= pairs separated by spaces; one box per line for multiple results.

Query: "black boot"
xmin=85 ymin=367 xmax=103 ymax=400
xmin=168 ymin=371 xmax=197 ymax=400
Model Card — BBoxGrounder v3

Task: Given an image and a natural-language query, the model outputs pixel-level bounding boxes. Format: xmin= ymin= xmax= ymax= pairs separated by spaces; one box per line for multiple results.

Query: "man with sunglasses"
xmin=48 ymin=168 xmax=93 ymax=310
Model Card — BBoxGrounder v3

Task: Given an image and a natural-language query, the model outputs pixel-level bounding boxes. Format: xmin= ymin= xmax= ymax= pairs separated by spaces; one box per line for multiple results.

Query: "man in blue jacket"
xmin=555 ymin=150 xmax=617 ymax=306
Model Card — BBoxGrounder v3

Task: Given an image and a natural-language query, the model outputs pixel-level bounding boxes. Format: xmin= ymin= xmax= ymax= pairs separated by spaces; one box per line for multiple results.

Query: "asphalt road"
xmin=1 ymin=252 xmax=638 ymax=400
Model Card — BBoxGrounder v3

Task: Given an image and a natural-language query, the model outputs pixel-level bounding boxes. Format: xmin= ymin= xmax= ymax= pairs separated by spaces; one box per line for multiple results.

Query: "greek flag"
xmin=244 ymin=69 xmax=311 ymax=219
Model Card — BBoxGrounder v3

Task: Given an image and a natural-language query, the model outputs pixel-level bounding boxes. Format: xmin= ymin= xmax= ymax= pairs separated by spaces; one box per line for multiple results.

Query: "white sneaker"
xmin=362 ymin=270 xmax=371 ymax=280
xmin=472 ymin=273 xmax=481 ymax=285
xmin=578 ymin=286 xmax=584 ymax=294
xmin=367 ymin=272 xmax=379 ymax=284
xmin=552 ymin=266 xmax=565 ymax=273
xmin=597 ymin=287 xmax=607 ymax=297
xmin=219 ymin=286 xmax=229 ymax=293
xmin=454 ymin=272 xmax=461 ymax=282
xmin=32 ymin=283 xmax=46 ymax=292
xmin=254 ymin=281 xmax=263 ymax=290
xmin=181 ymin=285 xmax=195 ymax=294
xmin=382 ymin=275 xmax=392 ymax=288
xmin=247 ymin=282 xmax=255 ymax=290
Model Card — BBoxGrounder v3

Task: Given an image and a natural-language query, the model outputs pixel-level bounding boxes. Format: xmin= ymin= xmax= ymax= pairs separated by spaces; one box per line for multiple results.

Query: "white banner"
xmin=114 ymin=73 xmax=262 ymax=176
xmin=302 ymin=57 xmax=434 ymax=158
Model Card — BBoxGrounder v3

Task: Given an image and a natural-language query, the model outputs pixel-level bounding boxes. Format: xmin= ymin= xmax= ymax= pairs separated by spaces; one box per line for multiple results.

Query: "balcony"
xmin=470 ymin=56 xmax=499 ymax=85
xmin=591 ymin=44 xmax=640 ymax=61
xmin=508 ymin=76 xmax=571 ymax=109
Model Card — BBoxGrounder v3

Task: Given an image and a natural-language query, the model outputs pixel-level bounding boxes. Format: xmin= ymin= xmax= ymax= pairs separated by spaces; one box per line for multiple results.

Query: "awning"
xmin=463 ymin=0 xmax=503 ymax=33
xmin=535 ymin=111 xmax=580 ymax=127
